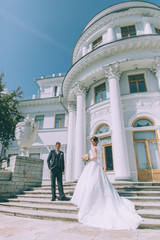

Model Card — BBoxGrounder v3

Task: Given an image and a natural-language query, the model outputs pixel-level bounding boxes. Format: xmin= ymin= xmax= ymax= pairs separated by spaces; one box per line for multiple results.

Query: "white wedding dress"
xmin=71 ymin=147 xmax=142 ymax=230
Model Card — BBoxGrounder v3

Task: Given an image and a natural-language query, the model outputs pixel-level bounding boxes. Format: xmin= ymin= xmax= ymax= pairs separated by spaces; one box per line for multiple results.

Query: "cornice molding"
xmin=83 ymin=2 xmax=160 ymax=32
xmin=18 ymin=97 xmax=60 ymax=107
xmin=63 ymin=35 xmax=160 ymax=100
xmin=73 ymin=7 xmax=160 ymax=63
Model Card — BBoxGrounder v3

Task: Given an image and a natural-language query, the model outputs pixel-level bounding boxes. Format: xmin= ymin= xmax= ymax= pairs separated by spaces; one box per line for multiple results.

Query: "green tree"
xmin=0 ymin=73 xmax=23 ymax=164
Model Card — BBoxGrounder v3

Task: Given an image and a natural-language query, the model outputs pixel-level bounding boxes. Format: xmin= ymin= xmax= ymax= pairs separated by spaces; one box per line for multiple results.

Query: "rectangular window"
xmin=8 ymin=154 xmax=18 ymax=167
xmin=95 ymin=83 xmax=106 ymax=103
xmin=29 ymin=153 xmax=40 ymax=159
xmin=35 ymin=115 xmax=44 ymax=129
xmin=104 ymin=145 xmax=114 ymax=172
xmin=55 ymin=114 xmax=65 ymax=128
xmin=155 ymin=28 xmax=160 ymax=35
xmin=92 ymin=36 xmax=102 ymax=49
xmin=121 ymin=25 xmax=136 ymax=38
xmin=54 ymin=86 xmax=58 ymax=96
xmin=128 ymin=74 xmax=147 ymax=93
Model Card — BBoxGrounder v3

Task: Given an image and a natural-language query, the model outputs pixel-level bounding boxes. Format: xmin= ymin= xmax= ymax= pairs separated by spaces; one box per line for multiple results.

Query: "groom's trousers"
xmin=50 ymin=167 xmax=65 ymax=198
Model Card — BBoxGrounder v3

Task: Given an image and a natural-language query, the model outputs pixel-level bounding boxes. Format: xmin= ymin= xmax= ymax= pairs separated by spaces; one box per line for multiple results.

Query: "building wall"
xmin=6 ymin=1 xmax=160 ymax=183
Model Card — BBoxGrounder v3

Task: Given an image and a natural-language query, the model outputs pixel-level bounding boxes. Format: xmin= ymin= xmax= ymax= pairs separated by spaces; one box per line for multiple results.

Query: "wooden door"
xmin=134 ymin=140 xmax=160 ymax=181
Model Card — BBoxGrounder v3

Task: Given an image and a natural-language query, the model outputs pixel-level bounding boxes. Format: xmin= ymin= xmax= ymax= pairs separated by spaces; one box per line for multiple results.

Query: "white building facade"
xmin=7 ymin=1 xmax=160 ymax=183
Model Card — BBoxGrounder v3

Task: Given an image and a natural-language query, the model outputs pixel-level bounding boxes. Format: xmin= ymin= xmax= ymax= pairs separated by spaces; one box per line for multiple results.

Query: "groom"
xmin=47 ymin=142 xmax=70 ymax=201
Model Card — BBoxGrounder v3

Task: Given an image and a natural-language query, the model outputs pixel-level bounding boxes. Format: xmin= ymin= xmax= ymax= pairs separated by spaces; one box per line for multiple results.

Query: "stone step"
xmin=15 ymin=193 xmax=160 ymax=202
xmin=0 ymin=202 xmax=78 ymax=214
xmin=139 ymin=218 xmax=160 ymax=230
xmin=21 ymin=190 xmax=160 ymax=198
xmin=7 ymin=198 xmax=160 ymax=211
xmin=127 ymin=196 xmax=160 ymax=202
xmin=2 ymin=182 xmax=160 ymax=230
xmin=135 ymin=202 xmax=160 ymax=210
xmin=2 ymin=201 xmax=160 ymax=219
xmin=22 ymin=190 xmax=73 ymax=195
xmin=1 ymin=204 xmax=160 ymax=230
xmin=42 ymin=183 xmax=76 ymax=188
xmin=33 ymin=187 xmax=75 ymax=191
xmin=43 ymin=182 xmax=160 ymax=187
xmin=0 ymin=206 xmax=78 ymax=222
xmin=7 ymin=198 xmax=74 ymax=206
xmin=33 ymin=185 xmax=160 ymax=192
xmin=118 ymin=191 xmax=160 ymax=197
xmin=115 ymin=186 xmax=160 ymax=191
xmin=16 ymin=194 xmax=72 ymax=199
xmin=113 ymin=183 xmax=160 ymax=186
xmin=137 ymin=209 xmax=160 ymax=219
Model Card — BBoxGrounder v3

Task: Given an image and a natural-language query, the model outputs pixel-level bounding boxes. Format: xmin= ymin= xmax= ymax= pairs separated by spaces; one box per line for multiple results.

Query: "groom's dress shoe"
xmin=51 ymin=197 xmax=56 ymax=201
xmin=58 ymin=196 xmax=70 ymax=201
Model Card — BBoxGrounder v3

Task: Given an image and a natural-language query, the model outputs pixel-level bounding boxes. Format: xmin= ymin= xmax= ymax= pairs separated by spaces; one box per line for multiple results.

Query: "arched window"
xmin=133 ymin=119 xmax=154 ymax=127
xmin=95 ymin=124 xmax=110 ymax=134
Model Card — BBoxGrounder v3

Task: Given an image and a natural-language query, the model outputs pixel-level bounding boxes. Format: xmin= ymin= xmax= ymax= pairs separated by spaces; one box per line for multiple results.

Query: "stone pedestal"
xmin=0 ymin=156 xmax=44 ymax=201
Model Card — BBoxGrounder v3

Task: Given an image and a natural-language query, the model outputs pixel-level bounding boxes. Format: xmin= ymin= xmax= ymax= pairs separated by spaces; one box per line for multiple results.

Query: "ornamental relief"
xmin=122 ymin=100 xmax=160 ymax=111
xmin=86 ymin=107 xmax=111 ymax=126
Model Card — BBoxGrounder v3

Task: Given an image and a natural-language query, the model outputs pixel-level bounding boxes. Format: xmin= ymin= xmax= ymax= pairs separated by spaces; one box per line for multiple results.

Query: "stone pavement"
xmin=0 ymin=214 xmax=160 ymax=240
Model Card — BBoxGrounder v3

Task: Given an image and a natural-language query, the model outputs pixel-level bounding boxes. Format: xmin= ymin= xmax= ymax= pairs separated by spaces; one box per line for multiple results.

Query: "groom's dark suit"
xmin=47 ymin=149 xmax=65 ymax=199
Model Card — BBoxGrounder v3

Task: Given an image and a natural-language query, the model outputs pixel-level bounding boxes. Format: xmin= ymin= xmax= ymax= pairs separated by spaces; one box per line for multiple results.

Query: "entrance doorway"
xmin=133 ymin=118 xmax=160 ymax=182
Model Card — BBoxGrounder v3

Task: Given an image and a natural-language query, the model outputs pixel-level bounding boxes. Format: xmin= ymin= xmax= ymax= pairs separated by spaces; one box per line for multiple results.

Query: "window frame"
xmin=94 ymin=82 xmax=107 ymax=103
xmin=29 ymin=153 xmax=40 ymax=159
xmin=92 ymin=36 xmax=103 ymax=49
xmin=128 ymin=73 xmax=147 ymax=94
xmin=54 ymin=86 xmax=58 ymax=97
xmin=55 ymin=113 xmax=65 ymax=128
xmin=121 ymin=25 xmax=136 ymax=38
xmin=155 ymin=27 xmax=160 ymax=35
xmin=103 ymin=143 xmax=114 ymax=172
xmin=35 ymin=115 xmax=44 ymax=129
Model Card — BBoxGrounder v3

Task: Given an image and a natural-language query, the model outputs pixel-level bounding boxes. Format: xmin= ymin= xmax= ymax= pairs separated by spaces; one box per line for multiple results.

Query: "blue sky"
xmin=0 ymin=0 xmax=160 ymax=99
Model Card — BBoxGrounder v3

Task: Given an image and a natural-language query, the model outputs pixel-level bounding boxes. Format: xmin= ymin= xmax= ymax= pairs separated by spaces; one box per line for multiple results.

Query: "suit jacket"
xmin=47 ymin=149 xmax=64 ymax=172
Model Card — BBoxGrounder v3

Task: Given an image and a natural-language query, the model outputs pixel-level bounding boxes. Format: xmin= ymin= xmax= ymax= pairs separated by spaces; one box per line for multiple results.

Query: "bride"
xmin=71 ymin=136 xmax=142 ymax=230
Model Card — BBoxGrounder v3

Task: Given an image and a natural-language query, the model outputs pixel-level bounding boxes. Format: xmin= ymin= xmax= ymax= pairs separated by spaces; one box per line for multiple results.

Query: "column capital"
xmin=103 ymin=62 xmax=121 ymax=81
xmin=67 ymin=102 xmax=76 ymax=111
xmin=76 ymin=83 xmax=88 ymax=96
xmin=152 ymin=57 xmax=160 ymax=76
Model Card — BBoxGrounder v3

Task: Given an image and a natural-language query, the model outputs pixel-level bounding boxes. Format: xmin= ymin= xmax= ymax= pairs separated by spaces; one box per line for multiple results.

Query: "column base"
xmin=115 ymin=176 xmax=131 ymax=181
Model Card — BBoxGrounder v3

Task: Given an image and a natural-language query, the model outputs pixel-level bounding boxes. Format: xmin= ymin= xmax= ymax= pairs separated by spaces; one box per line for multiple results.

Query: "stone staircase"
xmin=1 ymin=182 xmax=160 ymax=229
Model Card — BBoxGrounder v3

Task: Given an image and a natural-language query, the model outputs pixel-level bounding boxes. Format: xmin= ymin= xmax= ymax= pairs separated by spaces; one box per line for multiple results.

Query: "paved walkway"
xmin=0 ymin=214 xmax=160 ymax=240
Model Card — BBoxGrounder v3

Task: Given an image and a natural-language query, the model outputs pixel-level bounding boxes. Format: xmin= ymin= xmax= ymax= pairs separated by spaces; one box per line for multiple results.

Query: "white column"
xmin=143 ymin=20 xmax=153 ymax=34
xmin=74 ymin=85 xmax=87 ymax=180
xmin=103 ymin=63 xmax=131 ymax=181
xmin=153 ymin=57 xmax=160 ymax=90
xmin=66 ymin=103 xmax=76 ymax=182
xmin=107 ymin=26 xmax=116 ymax=42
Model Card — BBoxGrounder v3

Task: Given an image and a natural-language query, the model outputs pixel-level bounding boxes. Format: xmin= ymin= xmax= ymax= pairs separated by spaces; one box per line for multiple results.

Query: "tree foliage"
xmin=0 ymin=73 xmax=23 ymax=149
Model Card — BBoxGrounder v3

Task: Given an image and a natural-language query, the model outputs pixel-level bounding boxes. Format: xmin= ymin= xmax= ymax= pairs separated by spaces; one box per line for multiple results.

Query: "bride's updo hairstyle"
xmin=91 ymin=136 xmax=98 ymax=145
